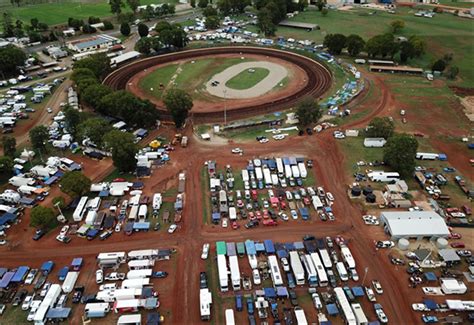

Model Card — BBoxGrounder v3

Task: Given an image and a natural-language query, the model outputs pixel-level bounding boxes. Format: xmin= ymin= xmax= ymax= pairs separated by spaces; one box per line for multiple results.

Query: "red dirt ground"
xmin=127 ymin=53 xmax=309 ymax=114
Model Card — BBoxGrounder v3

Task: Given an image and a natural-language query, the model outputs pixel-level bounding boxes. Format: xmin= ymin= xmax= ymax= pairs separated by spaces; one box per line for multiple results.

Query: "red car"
xmin=303 ymin=197 xmax=310 ymax=206
xmin=448 ymin=233 xmax=462 ymax=240
xmin=231 ymin=221 xmax=240 ymax=230
xmin=263 ymin=219 xmax=278 ymax=226
xmin=255 ymin=211 xmax=262 ymax=220
xmin=248 ymin=212 xmax=256 ymax=221
xmin=335 ymin=235 xmax=346 ymax=247
xmin=462 ymin=205 xmax=472 ymax=215
xmin=113 ymin=178 xmax=126 ymax=182
xmin=280 ymin=201 xmax=287 ymax=210
xmin=451 ymin=242 xmax=465 ymax=248
xmin=262 ymin=210 xmax=269 ymax=219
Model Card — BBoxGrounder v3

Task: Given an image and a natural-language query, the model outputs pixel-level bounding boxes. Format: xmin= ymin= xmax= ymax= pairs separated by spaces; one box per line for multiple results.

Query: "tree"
xmin=0 ymin=156 xmax=13 ymax=174
xmin=2 ymin=13 xmax=14 ymax=38
xmin=135 ymin=37 xmax=153 ymax=54
xmin=60 ymin=171 xmax=91 ymax=197
xmin=73 ymin=53 xmax=111 ymax=80
xmin=11 ymin=0 xmax=22 ymax=6
xmin=198 ymin=0 xmax=209 ymax=8
xmin=118 ymin=12 xmax=134 ymax=24
xmin=296 ymin=97 xmax=322 ymax=127
xmin=63 ymin=106 xmax=83 ymax=137
xmin=82 ymin=24 xmax=97 ymax=34
xmin=366 ymin=117 xmax=394 ymax=139
xmin=68 ymin=18 xmax=84 ymax=30
xmin=110 ymin=0 xmax=124 ymax=15
xmin=2 ymin=136 xmax=16 ymax=157
xmin=321 ymin=7 xmax=328 ymax=16
xmin=205 ymin=16 xmax=220 ymax=30
xmin=432 ymin=59 xmax=446 ymax=72
xmin=446 ymin=65 xmax=459 ymax=80
xmin=30 ymin=206 xmax=56 ymax=230
xmin=52 ymin=196 xmax=66 ymax=210
xmin=217 ymin=0 xmax=232 ymax=15
xmin=257 ymin=8 xmax=276 ymax=36
xmin=142 ymin=5 xmax=155 ymax=20
xmin=365 ymin=33 xmax=399 ymax=58
xmin=157 ymin=24 xmax=188 ymax=48
xmin=81 ymin=84 xmax=112 ymax=111
xmin=71 ymin=68 xmax=96 ymax=85
xmin=163 ymin=89 xmax=193 ymax=128
xmin=104 ymin=130 xmax=138 ymax=172
xmin=137 ymin=23 xmax=149 ymax=37
xmin=316 ymin=0 xmax=326 ymax=11
xmin=30 ymin=18 xmax=39 ymax=30
xmin=323 ymin=34 xmax=346 ymax=55
xmin=383 ymin=134 xmax=418 ymax=178
xmin=120 ymin=22 xmax=131 ymax=36
xmin=78 ymin=118 xmax=112 ymax=148
xmin=88 ymin=16 xmax=101 ymax=24
xmin=390 ymin=20 xmax=405 ymax=33
xmin=399 ymin=41 xmax=415 ymax=63
xmin=0 ymin=45 xmax=27 ymax=76
xmin=126 ymin=0 xmax=140 ymax=13
xmin=190 ymin=0 xmax=196 ymax=7
xmin=203 ymin=5 xmax=218 ymax=17
xmin=103 ymin=20 xmax=114 ymax=30
xmin=29 ymin=125 xmax=49 ymax=151
xmin=408 ymin=35 xmax=425 ymax=57
xmin=345 ymin=34 xmax=365 ymax=57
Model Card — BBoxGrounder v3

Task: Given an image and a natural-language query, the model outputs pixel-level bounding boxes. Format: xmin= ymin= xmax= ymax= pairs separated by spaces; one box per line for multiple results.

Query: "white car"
xmin=273 ymin=134 xmax=286 ymax=140
xmin=21 ymin=294 xmax=34 ymax=310
xmin=24 ymin=269 xmax=37 ymax=285
xmin=222 ymin=218 xmax=228 ymax=228
xmin=372 ymin=280 xmax=383 ymax=294
xmin=285 ymin=191 xmax=293 ymax=200
xmin=375 ymin=304 xmax=388 ymax=323
xmin=105 ymin=272 xmax=125 ymax=281
xmin=27 ymin=301 xmax=41 ymax=321
xmin=412 ymin=303 xmax=429 ymax=311
xmin=201 ymin=243 xmax=210 ymax=260
xmin=312 ymin=293 xmax=323 ymax=310
xmin=307 ymin=187 xmax=316 ymax=196
xmin=0 ymin=239 xmax=7 ymax=245
xmin=40 ymin=283 xmax=51 ymax=297
xmin=333 ymin=131 xmax=345 ymax=139
xmin=99 ymin=283 xmax=117 ymax=291
xmin=168 ymin=224 xmax=177 ymax=234
xmin=350 ymin=269 xmax=359 ymax=281
xmin=47 ymin=107 xmax=53 ymax=113
xmin=326 ymin=192 xmax=334 ymax=201
xmin=290 ymin=210 xmax=298 ymax=220
xmin=115 ymin=222 xmax=122 ymax=233
xmin=259 ymin=138 xmax=269 ymax=143
xmin=362 ymin=215 xmax=379 ymax=225
xmin=280 ymin=258 xmax=290 ymax=272
xmin=96 ymin=269 xmax=104 ymax=284
xmin=252 ymin=269 xmax=261 ymax=285
xmin=231 ymin=148 xmax=243 ymax=154
xmin=60 ymin=225 xmax=69 ymax=236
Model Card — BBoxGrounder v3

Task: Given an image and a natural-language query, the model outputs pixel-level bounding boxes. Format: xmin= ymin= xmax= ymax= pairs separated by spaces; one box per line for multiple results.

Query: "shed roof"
xmin=439 ymin=249 xmax=461 ymax=262
xmin=380 ymin=211 xmax=449 ymax=237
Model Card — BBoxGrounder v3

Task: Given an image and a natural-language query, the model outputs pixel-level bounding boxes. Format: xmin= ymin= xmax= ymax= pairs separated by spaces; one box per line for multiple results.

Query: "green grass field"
xmin=138 ymin=57 xmax=256 ymax=100
xmin=245 ymin=7 xmax=473 ymax=87
xmin=2 ymin=0 xmax=178 ymax=26
xmin=225 ymin=67 xmax=270 ymax=90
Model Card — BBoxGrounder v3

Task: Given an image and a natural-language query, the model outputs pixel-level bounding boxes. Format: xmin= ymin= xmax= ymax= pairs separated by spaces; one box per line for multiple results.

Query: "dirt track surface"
xmin=103 ymin=46 xmax=332 ymax=123
xmin=205 ymin=61 xmax=288 ymax=99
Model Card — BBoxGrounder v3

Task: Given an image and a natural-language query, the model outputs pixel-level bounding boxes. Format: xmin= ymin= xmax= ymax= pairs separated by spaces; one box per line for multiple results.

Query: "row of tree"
xmin=324 ymin=32 xmax=425 ymax=63
xmin=0 ymin=44 xmax=27 ymax=76
xmin=256 ymin=0 xmax=307 ymax=36
xmin=131 ymin=21 xmax=188 ymax=54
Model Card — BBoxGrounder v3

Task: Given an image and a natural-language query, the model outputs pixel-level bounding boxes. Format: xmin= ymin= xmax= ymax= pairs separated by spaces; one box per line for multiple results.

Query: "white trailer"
xmin=248 ymin=254 xmax=258 ymax=270
xmin=152 ymin=193 xmax=162 ymax=210
xmin=128 ymin=205 xmax=139 ymax=220
xmin=241 ymin=169 xmax=249 ymax=182
xmin=217 ymin=255 xmax=229 ymax=292
xmin=285 ymin=165 xmax=292 ymax=178
xmin=0 ymin=190 xmax=20 ymax=204
xmin=85 ymin=210 xmax=98 ymax=225
xmin=229 ymin=256 xmax=241 ymax=290
xmin=96 ymin=288 xmax=141 ymax=302
xmin=88 ymin=197 xmax=101 ymax=211
xmin=126 ymin=269 xmax=152 ymax=279
xmin=127 ymin=249 xmax=159 ymax=260
xmin=8 ymin=176 xmax=35 ymax=187
xmin=128 ymin=259 xmax=155 ymax=270
xmin=319 ymin=249 xmax=332 ymax=270
xmin=121 ymin=278 xmax=150 ymax=289
xmin=276 ymin=158 xmax=284 ymax=177
xmin=312 ymin=196 xmax=323 ymax=210
xmin=268 ymin=255 xmax=284 ymax=286
xmin=289 ymin=251 xmax=305 ymax=285
xmin=291 ymin=165 xmax=300 ymax=178
xmin=73 ymin=196 xmax=89 ymax=222
xmin=298 ymin=163 xmax=307 ymax=178
xmin=200 ymin=288 xmax=212 ymax=321
xmin=367 ymin=171 xmax=400 ymax=182
xmin=61 ymin=271 xmax=79 ymax=293
xmin=310 ymin=252 xmax=328 ymax=287
xmin=351 ymin=303 xmax=368 ymax=325
xmin=117 ymin=314 xmax=142 ymax=325
xmin=271 ymin=174 xmax=279 ymax=186
xmin=301 ymin=254 xmax=318 ymax=287
xmin=85 ymin=303 xmax=110 ymax=318
xmin=113 ymin=299 xmax=141 ymax=313
xmin=225 ymin=309 xmax=235 ymax=325
xmin=341 ymin=246 xmax=356 ymax=269
xmin=416 ymin=152 xmax=439 ymax=160
xmin=336 ymin=262 xmax=349 ymax=282
xmin=294 ymin=307 xmax=308 ymax=325
xmin=18 ymin=185 xmax=37 ymax=195
xmin=97 ymin=252 xmax=127 ymax=268
xmin=34 ymin=284 xmax=61 ymax=325
xmin=263 ymin=168 xmax=272 ymax=187
xmin=138 ymin=204 xmax=147 ymax=219
xmin=229 ymin=207 xmax=237 ymax=221
xmin=255 ymin=167 xmax=263 ymax=180
xmin=335 ymin=287 xmax=357 ymax=325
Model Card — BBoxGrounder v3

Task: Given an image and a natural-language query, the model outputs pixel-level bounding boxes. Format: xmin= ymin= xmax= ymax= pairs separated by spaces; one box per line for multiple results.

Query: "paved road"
xmin=206 ymin=61 xmax=288 ymax=99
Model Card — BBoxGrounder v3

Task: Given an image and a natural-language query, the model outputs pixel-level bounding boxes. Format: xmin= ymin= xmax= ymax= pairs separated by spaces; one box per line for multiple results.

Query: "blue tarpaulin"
xmin=71 ymin=258 xmax=83 ymax=270
xmin=424 ymin=299 xmax=437 ymax=310
xmin=294 ymin=241 xmax=304 ymax=250
xmin=264 ymin=288 xmax=276 ymax=299
xmin=276 ymin=250 xmax=288 ymax=259
xmin=44 ymin=176 xmax=58 ymax=185
xmin=0 ymin=213 xmax=16 ymax=226
xmin=284 ymin=243 xmax=295 ymax=251
xmin=276 ymin=287 xmax=288 ymax=298
xmin=326 ymin=303 xmax=339 ymax=315
xmin=133 ymin=222 xmax=150 ymax=230
xmin=352 ymin=286 xmax=365 ymax=297
xmin=368 ymin=322 xmax=381 ymax=325
xmin=41 ymin=261 xmax=54 ymax=274
xmin=0 ymin=268 xmax=7 ymax=278
xmin=424 ymin=272 xmax=437 ymax=281
xmin=98 ymin=190 xmax=109 ymax=197
xmin=255 ymin=243 xmax=265 ymax=253
xmin=46 ymin=307 xmax=71 ymax=319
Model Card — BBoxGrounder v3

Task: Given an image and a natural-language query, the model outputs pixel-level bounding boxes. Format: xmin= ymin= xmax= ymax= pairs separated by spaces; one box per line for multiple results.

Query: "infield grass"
xmin=225 ymin=67 xmax=270 ymax=90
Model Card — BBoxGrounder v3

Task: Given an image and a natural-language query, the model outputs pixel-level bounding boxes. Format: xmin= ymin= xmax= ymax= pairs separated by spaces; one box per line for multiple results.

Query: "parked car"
xmin=451 ymin=242 xmax=465 ymax=248
xmin=252 ymin=269 xmax=261 ymax=285
xmin=372 ymin=280 xmax=383 ymax=294
xmin=95 ymin=270 xmax=103 ymax=284
xmin=104 ymin=272 xmax=125 ymax=281
xmin=168 ymin=224 xmax=178 ymax=234
xmin=152 ymin=271 xmax=168 ymax=278
xmin=201 ymin=243 xmax=210 ymax=259
xmin=421 ymin=314 xmax=438 ymax=323
xmin=32 ymin=229 xmax=45 ymax=241
xmin=21 ymin=294 xmax=35 ymax=310
xmin=289 ymin=290 xmax=298 ymax=306
xmin=376 ymin=241 xmax=395 ymax=248
xmin=281 ymin=258 xmax=290 ymax=272
xmin=200 ymin=272 xmax=208 ymax=289
xmin=374 ymin=304 xmax=388 ymax=323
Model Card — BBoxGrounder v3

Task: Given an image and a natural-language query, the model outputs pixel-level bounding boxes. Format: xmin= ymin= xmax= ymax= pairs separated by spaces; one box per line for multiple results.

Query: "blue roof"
xmin=424 ymin=272 xmax=437 ymax=281
xmin=320 ymin=322 xmax=332 ymax=325
xmin=71 ymin=258 xmax=83 ymax=267
xmin=98 ymin=190 xmax=109 ymax=197
xmin=0 ymin=213 xmax=17 ymax=226
xmin=264 ymin=287 xmax=277 ymax=298
xmin=74 ymin=35 xmax=114 ymax=50
xmin=276 ymin=287 xmax=288 ymax=297
xmin=58 ymin=266 xmax=69 ymax=279
xmin=264 ymin=240 xmax=275 ymax=253
xmin=41 ymin=261 xmax=54 ymax=272
xmin=211 ymin=213 xmax=220 ymax=221
xmin=11 ymin=266 xmax=29 ymax=282
xmin=299 ymin=207 xmax=309 ymax=217
xmin=368 ymin=322 xmax=381 ymax=325
xmin=284 ymin=243 xmax=295 ymax=251
xmin=326 ymin=303 xmax=339 ymax=315
xmin=424 ymin=299 xmax=437 ymax=310
xmin=294 ymin=241 xmax=304 ymax=250
xmin=277 ymin=249 xmax=288 ymax=258
xmin=0 ymin=271 xmax=15 ymax=288
xmin=352 ymin=286 xmax=365 ymax=297
xmin=245 ymin=240 xmax=256 ymax=255
xmin=46 ymin=307 xmax=71 ymax=319
xmin=255 ymin=243 xmax=265 ymax=252
xmin=133 ymin=222 xmax=150 ymax=230
xmin=44 ymin=176 xmax=58 ymax=185
xmin=0 ymin=268 xmax=7 ymax=278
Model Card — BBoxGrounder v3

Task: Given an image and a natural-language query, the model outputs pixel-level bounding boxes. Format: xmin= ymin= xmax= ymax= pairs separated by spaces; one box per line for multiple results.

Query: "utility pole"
xmin=362 ymin=266 xmax=369 ymax=286
xmin=223 ymin=89 xmax=227 ymax=126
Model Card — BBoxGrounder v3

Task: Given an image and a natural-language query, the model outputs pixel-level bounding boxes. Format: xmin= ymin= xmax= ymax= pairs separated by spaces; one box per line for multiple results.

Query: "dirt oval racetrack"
xmin=103 ymin=46 xmax=333 ymax=123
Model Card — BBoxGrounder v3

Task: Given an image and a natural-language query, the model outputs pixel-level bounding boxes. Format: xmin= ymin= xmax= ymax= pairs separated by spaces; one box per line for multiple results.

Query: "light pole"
xmin=223 ymin=89 xmax=227 ymax=126
xmin=362 ymin=266 xmax=369 ymax=286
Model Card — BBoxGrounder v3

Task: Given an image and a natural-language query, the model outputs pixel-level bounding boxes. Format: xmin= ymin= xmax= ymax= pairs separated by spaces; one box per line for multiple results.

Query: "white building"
xmin=364 ymin=138 xmax=387 ymax=148
xmin=380 ymin=211 xmax=450 ymax=240
xmin=67 ymin=34 xmax=120 ymax=53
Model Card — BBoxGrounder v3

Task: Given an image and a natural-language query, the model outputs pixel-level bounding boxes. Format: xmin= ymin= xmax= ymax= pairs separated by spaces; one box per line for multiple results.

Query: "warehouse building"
xmin=68 ymin=34 xmax=120 ymax=53
xmin=380 ymin=211 xmax=450 ymax=240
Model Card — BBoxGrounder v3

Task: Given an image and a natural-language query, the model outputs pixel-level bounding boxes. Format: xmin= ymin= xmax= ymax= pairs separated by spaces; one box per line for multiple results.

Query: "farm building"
xmin=67 ymin=34 xmax=120 ymax=53
xmin=363 ymin=138 xmax=387 ymax=148
xmin=380 ymin=211 xmax=450 ymax=240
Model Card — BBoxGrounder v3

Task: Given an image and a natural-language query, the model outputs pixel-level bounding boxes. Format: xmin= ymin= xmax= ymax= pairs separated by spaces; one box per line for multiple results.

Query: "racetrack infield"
xmin=103 ymin=46 xmax=332 ymax=123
